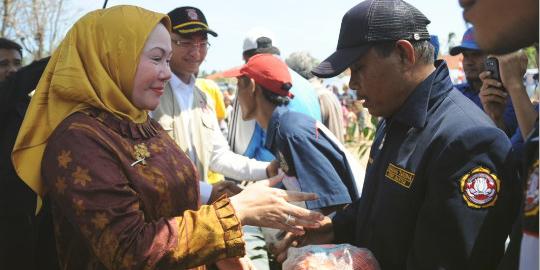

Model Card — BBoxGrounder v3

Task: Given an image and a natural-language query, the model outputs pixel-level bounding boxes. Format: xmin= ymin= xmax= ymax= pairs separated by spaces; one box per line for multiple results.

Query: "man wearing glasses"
xmin=153 ymin=7 xmax=275 ymax=211
xmin=152 ymin=7 xmax=278 ymax=269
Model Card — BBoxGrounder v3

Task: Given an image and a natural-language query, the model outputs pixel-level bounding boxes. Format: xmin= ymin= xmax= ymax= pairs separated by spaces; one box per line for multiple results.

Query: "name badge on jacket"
xmin=385 ymin=163 xmax=415 ymax=188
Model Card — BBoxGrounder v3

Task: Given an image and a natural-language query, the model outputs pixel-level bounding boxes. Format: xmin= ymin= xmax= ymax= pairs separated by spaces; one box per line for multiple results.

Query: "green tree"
xmin=1 ymin=0 xmax=72 ymax=60
xmin=285 ymin=51 xmax=320 ymax=80
xmin=524 ymin=46 xmax=538 ymax=68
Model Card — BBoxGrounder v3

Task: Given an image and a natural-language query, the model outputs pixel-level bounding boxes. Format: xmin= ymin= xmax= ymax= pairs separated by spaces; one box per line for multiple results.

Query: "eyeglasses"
xmin=171 ymin=39 xmax=210 ymax=51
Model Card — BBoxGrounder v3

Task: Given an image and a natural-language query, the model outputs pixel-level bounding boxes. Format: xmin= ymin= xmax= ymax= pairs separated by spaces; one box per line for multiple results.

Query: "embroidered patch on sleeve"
xmin=524 ymin=160 xmax=539 ymax=217
xmin=385 ymin=163 xmax=415 ymax=188
xmin=460 ymin=167 xmax=500 ymax=208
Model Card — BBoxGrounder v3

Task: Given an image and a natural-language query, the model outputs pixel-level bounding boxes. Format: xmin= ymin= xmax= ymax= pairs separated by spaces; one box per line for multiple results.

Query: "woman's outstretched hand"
xmin=230 ymin=173 xmax=324 ymax=235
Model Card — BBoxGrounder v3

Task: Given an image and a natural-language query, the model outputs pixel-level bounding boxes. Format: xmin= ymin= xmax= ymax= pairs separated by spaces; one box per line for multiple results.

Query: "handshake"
xmin=208 ymin=180 xmax=244 ymax=203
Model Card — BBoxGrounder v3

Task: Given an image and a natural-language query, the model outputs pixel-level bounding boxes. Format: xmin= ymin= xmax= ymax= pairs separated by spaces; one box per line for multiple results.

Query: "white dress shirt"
xmin=165 ymin=74 xmax=270 ymax=204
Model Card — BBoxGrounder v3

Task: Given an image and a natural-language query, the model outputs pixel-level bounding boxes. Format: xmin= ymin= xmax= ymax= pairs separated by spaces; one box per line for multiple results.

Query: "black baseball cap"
xmin=253 ymin=37 xmax=280 ymax=55
xmin=312 ymin=0 xmax=431 ymax=78
xmin=168 ymin=7 xmax=217 ymax=37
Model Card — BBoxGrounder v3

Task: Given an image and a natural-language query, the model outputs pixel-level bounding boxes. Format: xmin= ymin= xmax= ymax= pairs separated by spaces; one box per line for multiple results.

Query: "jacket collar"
xmin=265 ymin=106 xmax=288 ymax=150
xmin=170 ymin=73 xmax=195 ymax=93
xmin=390 ymin=60 xmax=454 ymax=128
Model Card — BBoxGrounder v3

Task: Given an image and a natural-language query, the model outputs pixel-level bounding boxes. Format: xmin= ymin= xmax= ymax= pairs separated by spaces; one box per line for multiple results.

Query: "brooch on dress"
xmin=131 ymin=143 xmax=151 ymax=166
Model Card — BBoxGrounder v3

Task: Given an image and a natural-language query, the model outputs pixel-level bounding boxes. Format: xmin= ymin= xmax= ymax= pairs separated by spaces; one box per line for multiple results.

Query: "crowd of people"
xmin=0 ymin=0 xmax=538 ymax=269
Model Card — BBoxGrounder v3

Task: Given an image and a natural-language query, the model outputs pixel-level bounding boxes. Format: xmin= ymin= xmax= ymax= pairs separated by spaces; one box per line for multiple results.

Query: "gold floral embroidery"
xmin=94 ymin=229 xmax=119 ymax=267
xmin=182 ymin=164 xmax=191 ymax=175
xmin=72 ymin=166 xmax=91 ymax=187
xmin=136 ymin=166 xmax=167 ymax=194
xmin=132 ymin=143 xmax=151 ymax=166
xmin=176 ymin=170 xmax=185 ymax=181
xmin=149 ymin=143 xmax=163 ymax=153
xmin=73 ymin=198 xmax=85 ymax=216
xmin=55 ymin=177 xmax=67 ymax=194
xmin=91 ymin=212 xmax=110 ymax=230
xmin=171 ymin=155 xmax=178 ymax=166
xmin=57 ymin=150 xmax=72 ymax=169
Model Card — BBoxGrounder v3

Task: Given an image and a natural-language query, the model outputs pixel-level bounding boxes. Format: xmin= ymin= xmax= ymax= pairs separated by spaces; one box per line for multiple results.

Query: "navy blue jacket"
xmin=265 ymin=106 xmax=359 ymax=210
xmin=333 ymin=61 xmax=520 ymax=269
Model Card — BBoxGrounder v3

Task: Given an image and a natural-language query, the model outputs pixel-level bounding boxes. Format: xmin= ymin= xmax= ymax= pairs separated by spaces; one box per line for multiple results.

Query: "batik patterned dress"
xmin=42 ymin=109 xmax=245 ymax=270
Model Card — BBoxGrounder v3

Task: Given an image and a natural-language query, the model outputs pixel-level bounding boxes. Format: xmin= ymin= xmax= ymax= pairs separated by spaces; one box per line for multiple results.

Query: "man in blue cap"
xmin=271 ymin=0 xmax=520 ymax=268
xmin=450 ymin=27 xmax=518 ymax=136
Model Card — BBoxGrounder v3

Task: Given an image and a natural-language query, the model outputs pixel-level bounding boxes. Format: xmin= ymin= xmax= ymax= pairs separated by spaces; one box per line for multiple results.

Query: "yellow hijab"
xmin=12 ymin=5 xmax=171 ymax=201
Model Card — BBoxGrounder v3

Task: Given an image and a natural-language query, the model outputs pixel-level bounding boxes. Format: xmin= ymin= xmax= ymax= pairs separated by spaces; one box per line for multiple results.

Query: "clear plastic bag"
xmin=282 ymin=244 xmax=380 ymax=270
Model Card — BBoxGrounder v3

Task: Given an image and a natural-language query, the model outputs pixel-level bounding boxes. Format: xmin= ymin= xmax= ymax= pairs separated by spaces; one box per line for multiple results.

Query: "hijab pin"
xmin=131 ymin=143 xmax=151 ymax=166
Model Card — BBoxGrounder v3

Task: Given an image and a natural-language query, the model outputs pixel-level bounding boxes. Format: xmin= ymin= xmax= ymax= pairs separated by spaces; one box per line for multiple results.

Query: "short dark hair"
xmin=242 ymin=37 xmax=281 ymax=61
xmin=242 ymin=47 xmax=281 ymax=61
xmin=242 ymin=49 xmax=257 ymax=61
xmin=371 ymin=40 xmax=434 ymax=65
xmin=260 ymin=85 xmax=290 ymax=106
xmin=238 ymin=75 xmax=290 ymax=106
xmin=0 ymin=38 xmax=22 ymax=57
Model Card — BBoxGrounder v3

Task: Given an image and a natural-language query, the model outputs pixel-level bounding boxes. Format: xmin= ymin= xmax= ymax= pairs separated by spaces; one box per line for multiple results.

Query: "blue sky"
xmin=73 ymin=1 xmax=467 ymax=72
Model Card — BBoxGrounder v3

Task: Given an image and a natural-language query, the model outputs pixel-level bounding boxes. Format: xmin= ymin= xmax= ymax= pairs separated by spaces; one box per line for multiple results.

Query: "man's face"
xmin=348 ymin=47 xmax=406 ymax=118
xmin=169 ymin=32 xmax=208 ymax=78
xmin=459 ymin=0 xmax=538 ymax=53
xmin=462 ymin=50 xmax=487 ymax=84
xmin=236 ymin=76 xmax=257 ymax=121
xmin=223 ymin=94 xmax=232 ymax=107
xmin=0 ymin=48 xmax=22 ymax=82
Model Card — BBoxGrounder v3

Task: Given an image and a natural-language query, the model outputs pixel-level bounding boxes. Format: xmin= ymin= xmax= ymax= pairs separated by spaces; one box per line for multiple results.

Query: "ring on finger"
xmin=285 ymin=214 xmax=292 ymax=225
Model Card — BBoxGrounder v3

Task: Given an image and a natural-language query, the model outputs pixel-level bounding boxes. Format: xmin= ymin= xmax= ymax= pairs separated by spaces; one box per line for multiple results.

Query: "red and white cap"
xmin=223 ymin=54 xmax=293 ymax=98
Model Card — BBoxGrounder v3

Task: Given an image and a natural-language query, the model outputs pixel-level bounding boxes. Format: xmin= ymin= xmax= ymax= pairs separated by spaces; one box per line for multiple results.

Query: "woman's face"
xmin=132 ymin=23 xmax=172 ymax=111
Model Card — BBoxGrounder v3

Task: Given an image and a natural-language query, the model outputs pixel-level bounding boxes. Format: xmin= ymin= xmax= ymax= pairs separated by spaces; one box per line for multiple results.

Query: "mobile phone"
xmin=485 ymin=57 xmax=502 ymax=83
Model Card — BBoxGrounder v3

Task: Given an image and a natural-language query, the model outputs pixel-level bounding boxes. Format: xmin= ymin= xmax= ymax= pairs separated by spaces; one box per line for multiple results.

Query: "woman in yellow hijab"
xmin=12 ymin=5 xmax=323 ymax=270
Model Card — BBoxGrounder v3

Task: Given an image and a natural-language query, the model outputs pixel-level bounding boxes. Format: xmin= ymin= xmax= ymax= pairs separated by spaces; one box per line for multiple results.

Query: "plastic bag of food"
xmin=282 ymin=244 xmax=380 ymax=270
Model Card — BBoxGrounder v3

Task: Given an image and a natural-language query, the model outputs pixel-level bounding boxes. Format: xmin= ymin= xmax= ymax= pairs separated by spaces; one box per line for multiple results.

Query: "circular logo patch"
xmin=524 ymin=160 xmax=539 ymax=216
xmin=186 ymin=9 xmax=198 ymax=20
xmin=460 ymin=167 xmax=500 ymax=208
